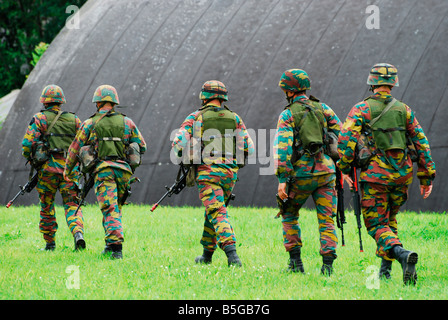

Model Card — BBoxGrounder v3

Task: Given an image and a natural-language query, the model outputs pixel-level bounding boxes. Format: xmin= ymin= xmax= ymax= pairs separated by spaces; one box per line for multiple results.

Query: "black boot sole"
xmin=75 ymin=239 xmax=86 ymax=251
xmin=403 ymin=252 xmax=418 ymax=285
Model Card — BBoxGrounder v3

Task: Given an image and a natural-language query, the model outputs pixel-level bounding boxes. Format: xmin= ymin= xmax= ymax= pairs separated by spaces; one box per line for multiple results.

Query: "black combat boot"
xmin=392 ymin=245 xmax=418 ymax=285
xmin=224 ymin=245 xmax=242 ymax=267
xmin=74 ymin=232 xmax=86 ymax=251
xmin=379 ymin=258 xmax=393 ymax=280
xmin=321 ymin=255 xmax=335 ymax=276
xmin=43 ymin=242 xmax=56 ymax=251
xmin=195 ymin=249 xmax=214 ymax=264
xmin=102 ymin=243 xmax=123 ymax=260
xmin=286 ymin=247 xmax=305 ymax=274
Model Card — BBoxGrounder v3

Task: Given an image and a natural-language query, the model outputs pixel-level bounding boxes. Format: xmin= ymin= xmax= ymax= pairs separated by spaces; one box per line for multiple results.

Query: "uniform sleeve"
xmin=235 ymin=114 xmax=255 ymax=156
xmin=274 ymin=109 xmax=294 ymax=183
xmin=22 ymin=114 xmax=44 ymax=162
xmin=171 ymin=112 xmax=199 ymax=158
xmin=125 ymin=117 xmax=147 ymax=154
xmin=65 ymin=120 xmax=92 ymax=174
xmin=405 ymin=105 xmax=436 ymax=185
xmin=322 ymin=103 xmax=342 ymax=136
xmin=337 ymin=102 xmax=368 ymax=174
xmin=75 ymin=115 xmax=82 ymax=130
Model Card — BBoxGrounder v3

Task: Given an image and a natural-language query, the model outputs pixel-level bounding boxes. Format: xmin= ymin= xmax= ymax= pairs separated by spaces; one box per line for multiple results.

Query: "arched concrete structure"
xmin=1 ymin=0 xmax=447 ymax=211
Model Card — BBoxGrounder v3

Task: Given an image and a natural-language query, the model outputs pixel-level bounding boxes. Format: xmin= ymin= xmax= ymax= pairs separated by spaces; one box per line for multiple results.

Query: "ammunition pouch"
xmin=78 ymin=144 xmax=97 ymax=173
xmin=355 ymin=131 xmax=376 ymax=170
xmin=31 ymin=140 xmax=50 ymax=168
xmin=125 ymin=142 xmax=141 ymax=171
xmin=324 ymin=131 xmax=340 ymax=161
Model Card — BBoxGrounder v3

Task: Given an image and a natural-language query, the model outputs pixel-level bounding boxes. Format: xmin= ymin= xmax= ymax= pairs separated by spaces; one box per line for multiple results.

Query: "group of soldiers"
xmin=20 ymin=63 xmax=435 ymax=286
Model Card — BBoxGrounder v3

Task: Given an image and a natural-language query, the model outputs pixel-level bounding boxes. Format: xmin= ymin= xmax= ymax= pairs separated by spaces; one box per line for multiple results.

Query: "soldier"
xmin=337 ymin=63 xmax=436 ymax=285
xmin=274 ymin=69 xmax=342 ymax=276
xmin=22 ymin=84 xmax=85 ymax=251
xmin=172 ymin=80 xmax=254 ymax=267
xmin=64 ymin=85 xmax=146 ymax=259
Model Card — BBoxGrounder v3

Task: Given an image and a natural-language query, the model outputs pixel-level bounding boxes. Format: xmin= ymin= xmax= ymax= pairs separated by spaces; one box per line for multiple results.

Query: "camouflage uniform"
xmin=337 ymin=63 xmax=436 ymax=284
xmin=172 ymin=81 xmax=254 ymax=266
xmin=64 ymin=85 xmax=146 ymax=258
xmin=274 ymin=98 xmax=341 ymax=255
xmin=22 ymin=85 xmax=84 ymax=250
xmin=275 ymin=69 xmax=342 ymax=275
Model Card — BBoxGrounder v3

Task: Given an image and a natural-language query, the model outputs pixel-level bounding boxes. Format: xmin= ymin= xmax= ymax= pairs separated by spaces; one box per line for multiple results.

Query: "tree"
xmin=0 ymin=0 xmax=88 ymax=97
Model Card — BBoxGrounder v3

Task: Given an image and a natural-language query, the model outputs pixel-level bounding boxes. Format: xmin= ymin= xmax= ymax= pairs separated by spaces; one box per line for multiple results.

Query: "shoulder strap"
xmin=44 ymin=110 xmax=64 ymax=136
xmin=369 ymin=98 xmax=397 ymax=128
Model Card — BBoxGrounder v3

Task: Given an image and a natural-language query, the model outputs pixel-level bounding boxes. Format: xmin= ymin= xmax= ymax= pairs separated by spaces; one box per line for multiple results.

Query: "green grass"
xmin=0 ymin=204 xmax=447 ymax=300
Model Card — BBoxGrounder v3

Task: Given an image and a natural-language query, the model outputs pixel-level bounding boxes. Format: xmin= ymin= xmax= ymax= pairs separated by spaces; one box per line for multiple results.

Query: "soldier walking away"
xmin=274 ymin=69 xmax=342 ymax=276
xmin=64 ymin=85 xmax=147 ymax=259
xmin=172 ymin=80 xmax=254 ymax=267
xmin=337 ymin=63 xmax=436 ymax=285
xmin=22 ymin=84 xmax=85 ymax=251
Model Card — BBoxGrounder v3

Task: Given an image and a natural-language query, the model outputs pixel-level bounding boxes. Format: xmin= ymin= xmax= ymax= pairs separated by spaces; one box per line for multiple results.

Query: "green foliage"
xmin=0 ymin=0 xmax=88 ymax=97
xmin=30 ymin=42 xmax=49 ymax=67
xmin=0 ymin=204 xmax=447 ymax=300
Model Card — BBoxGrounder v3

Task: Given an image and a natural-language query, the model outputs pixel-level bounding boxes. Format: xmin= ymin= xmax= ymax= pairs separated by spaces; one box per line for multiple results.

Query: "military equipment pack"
xmin=31 ymin=110 xmax=77 ymax=167
xmin=201 ymin=105 xmax=238 ymax=163
xmin=79 ymin=111 xmax=142 ymax=173
xmin=355 ymin=97 xmax=416 ymax=170
xmin=287 ymin=96 xmax=338 ymax=163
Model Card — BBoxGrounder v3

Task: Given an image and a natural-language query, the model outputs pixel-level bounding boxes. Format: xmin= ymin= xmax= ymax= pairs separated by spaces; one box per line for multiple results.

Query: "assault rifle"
xmin=335 ymin=168 xmax=346 ymax=246
xmin=275 ymin=177 xmax=295 ymax=219
xmin=150 ymin=163 xmax=235 ymax=212
xmin=6 ymin=170 xmax=39 ymax=208
xmin=74 ymin=173 xmax=96 ymax=216
xmin=349 ymin=166 xmax=364 ymax=252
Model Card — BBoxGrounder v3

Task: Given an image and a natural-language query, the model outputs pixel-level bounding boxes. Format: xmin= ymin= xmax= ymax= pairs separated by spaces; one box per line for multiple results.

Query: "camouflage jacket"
xmin=274 ymin=95 xmax=342 ymax=183
xmin=65 ymin=108 xmax=147 ymax=175
xmin=172 ymin=101 xmax=255 ymax=170
xmin=22 ymin=105 xmax=82 ymax=175
xmin=337 ymin=92 xmax=436 ymax=186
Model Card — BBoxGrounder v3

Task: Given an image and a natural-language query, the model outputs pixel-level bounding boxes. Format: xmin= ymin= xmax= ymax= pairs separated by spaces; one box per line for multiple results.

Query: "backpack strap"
xmin=368 ymin=98 xmax=397 ymax=128
xmin=44 ymin=110 xmax=64 ymax=137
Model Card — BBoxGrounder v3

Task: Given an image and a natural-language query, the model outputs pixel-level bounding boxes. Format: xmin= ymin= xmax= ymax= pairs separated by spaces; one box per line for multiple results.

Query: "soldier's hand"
xmin=278 ymin=182 xmax=288 ymax=201
xmin=342 ymin=173 xmax=353 ymax=188
xmin=420 ymin=184 xmax=433 ymax=199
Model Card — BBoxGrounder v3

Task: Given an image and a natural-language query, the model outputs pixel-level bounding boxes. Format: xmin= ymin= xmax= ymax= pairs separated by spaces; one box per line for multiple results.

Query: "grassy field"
xmin=0 ymin=204 xmax=447 ymax=300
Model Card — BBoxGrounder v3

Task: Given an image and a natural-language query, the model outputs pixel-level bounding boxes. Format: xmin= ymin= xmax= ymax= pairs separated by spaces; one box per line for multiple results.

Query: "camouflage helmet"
xmin=199 ymin=80 xmax=228 ymax=101
xmin=367 ymin=63 xmax=399 ymax=87
xmin=40 ymin=84 xmax=66 ymax=104
xmin=92 ymin=85 xmax=120 ymax=104
xmin=279 ymin=69 xmax=311 ymax=92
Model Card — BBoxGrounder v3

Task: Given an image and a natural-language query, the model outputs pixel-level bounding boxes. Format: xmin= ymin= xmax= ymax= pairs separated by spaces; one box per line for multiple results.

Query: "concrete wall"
xmin=1 ymin=0 xmax=447 ymax=211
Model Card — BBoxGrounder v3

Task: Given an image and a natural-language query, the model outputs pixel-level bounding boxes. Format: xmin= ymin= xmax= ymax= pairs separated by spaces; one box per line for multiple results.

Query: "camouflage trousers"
xmin=196 ymin=165 xmax=238 ymax=252
xmin=94 ymin=167 xmax=131 ymax=246
xmin=36 ymin=169 xmax=84 ymax=243
xmin=281 ymin=174 xmax=338 ymax=257
xmin=361 ymin=182 xmax=407 ymax=261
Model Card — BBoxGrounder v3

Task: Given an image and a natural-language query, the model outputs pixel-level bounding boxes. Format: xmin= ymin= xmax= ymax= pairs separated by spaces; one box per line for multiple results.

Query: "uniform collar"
xmin=43 ymin=105 xmax=61 ymax=112
xmin=291 ymin=94 xmax=309 ymax=104
xmin=371 ymin=91 xmax=393 ymax=103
